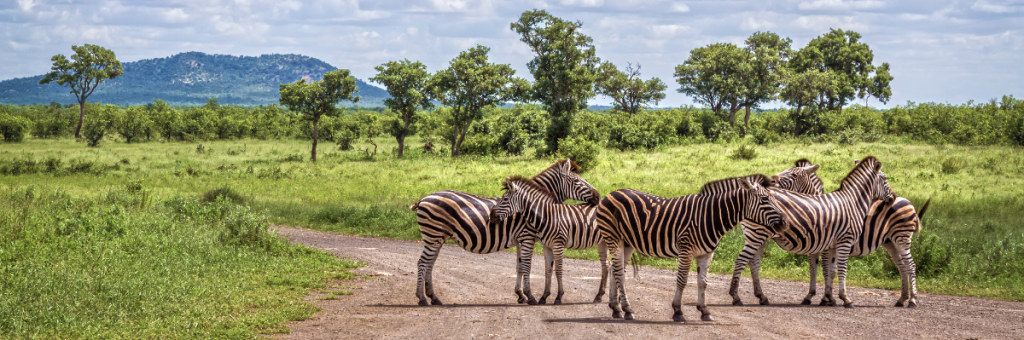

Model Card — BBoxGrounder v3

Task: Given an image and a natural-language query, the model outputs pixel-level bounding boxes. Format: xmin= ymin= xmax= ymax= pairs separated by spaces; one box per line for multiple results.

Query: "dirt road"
xmin=273 ymin=226 xmax=1024 ymax=339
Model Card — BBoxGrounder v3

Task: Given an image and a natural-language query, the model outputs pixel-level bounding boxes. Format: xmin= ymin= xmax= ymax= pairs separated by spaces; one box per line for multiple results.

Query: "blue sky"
xmin=2 ymin=0 xmax=1022 ymax=108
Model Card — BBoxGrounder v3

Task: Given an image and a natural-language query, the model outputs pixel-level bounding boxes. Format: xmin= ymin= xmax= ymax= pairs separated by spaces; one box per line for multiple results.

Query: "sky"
xmin=2 ymin=0 xmax=1022 ymax=108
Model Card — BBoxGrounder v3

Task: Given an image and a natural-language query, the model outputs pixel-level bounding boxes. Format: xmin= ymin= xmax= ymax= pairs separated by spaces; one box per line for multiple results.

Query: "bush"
xmin=459 ymin=134 xmax=500 ymax=156
xmin=0 ymin=114 xmax=32 ymax=142
xmin=730 ymin=144 xmax=758 ymax=160
xmin=910 ymin=232 xmax=953 ymax=278
xmin=82 ymin=112 xmax=110 ymax=147
xmin=557 ymin=135 xmax=601 ymax=173
xmin=606 ymin=110 xmax=679 ymax=150
xmin=941 ymin=157 xmax=966 ymax=175
xmin=200 ymin=186 xmax=248 ymax=204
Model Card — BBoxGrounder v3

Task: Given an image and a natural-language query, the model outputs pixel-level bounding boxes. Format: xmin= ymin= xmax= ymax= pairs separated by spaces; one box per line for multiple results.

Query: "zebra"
xmin=409 ymin=159 xmax=599 ymax=306
xmin=756 ymin=158 xmax=930 ymax=307
xmin=727 ymin=156 xmax=896 ymax=308
xmin=489 ymin=175 xmax=608 ymax=305
xmin=596 ymin=175 xmax=789 ymax=322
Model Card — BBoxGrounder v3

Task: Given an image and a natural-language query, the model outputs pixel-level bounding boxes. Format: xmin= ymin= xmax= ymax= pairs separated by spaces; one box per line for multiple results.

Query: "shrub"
xmin=730 ymin=144 xmax=758 ymax=160
xmin=43 ymin=156 xmax=63 ymax=173
xmin=910 ymin=232 xmax=953 ymax=278
xmin=82 ymin=117 xmax=109 ymax=147
xmin=200 ymin=186 xmax=247 ymax=204
xmin=557 ymin=135 xmax=601 ymax=173
xmin=941 ymin=157 xmax=965 ymax=175
xmin=0 ymin=113 xmax=32 ymax=142
xmin=219 ymin=205 xmax=283 ymax=252
xmin=459 ymin=134 xmax=500 ymax=156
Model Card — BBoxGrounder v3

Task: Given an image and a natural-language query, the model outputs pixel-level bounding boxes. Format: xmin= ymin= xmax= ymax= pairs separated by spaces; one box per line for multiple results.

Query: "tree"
xmin=428 ymin=45 xmax=525 ymax=157
xmin=779 ymin=69 xmax=838 ymax=137
xmin=674 ymin=43 xmax=749 ymax=124
xmin=511 ymin=9 xmax=600 ymax=154
xmin=370 ymin=59 xmax=433 ymax=157
xmin=109 ymin=105 xmax=151 ymax=143
xmin=147 ymin=99 xmax=182 ymax=142
xmin=789 ymin=28 xmax=892 ymax=111
xmin=279 ymin=69 xmax=359 ymax=162
xmin=39 ymin=44 xmax=123 ymax=138
xmin=736 ymin=32 xmax=792 ymax=127
xmin=595 ymin=62 xmax=667 ymax=115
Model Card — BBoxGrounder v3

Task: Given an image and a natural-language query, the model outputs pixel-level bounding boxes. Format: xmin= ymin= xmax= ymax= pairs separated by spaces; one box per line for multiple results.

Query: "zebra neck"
xmin=707 ymin=191 xmax=745 ymax=236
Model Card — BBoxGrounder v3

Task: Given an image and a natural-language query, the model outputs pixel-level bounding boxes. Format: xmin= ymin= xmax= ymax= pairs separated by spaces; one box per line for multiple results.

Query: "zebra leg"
xmin=883 ymin=242 xmax=909 ymax=307
xmin=892 ymin=236 xmax=919 ymax=307
xmin=417 ymin=242 xmax=444 ymax=306
xmin=517 ymin=238 xmax=538 ymax=304
xmin=594 ymin=241 xmax=609 ymax=303
xmin=607 ymin=240 xmax=623 ymax=318
xmin=671 ymin=253 xmax=693 ymax=322
xmin=836 ymin=244 xmax=855 ymax=308
xmin=802 ymin=253 xmax=820 ymax=305
xmin=619 ymin=245 xmax=636 ymax=320
xmin=553 ymin=245 xmax=566 ymax=305
xmin=730 ymin=232 xmax=769 ymax=306
xmin=696 ymin=252 xmax=716 ymax=321
xmin=820 ymin=249 xmax=837 ymax=306
xmin=538 ymin=245 xmax=555 ymax=304
xmin=750 ymin=242 xmax=769 ymax=305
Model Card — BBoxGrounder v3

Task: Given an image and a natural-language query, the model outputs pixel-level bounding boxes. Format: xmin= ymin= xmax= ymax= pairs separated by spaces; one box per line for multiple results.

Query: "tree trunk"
xmin=397 ymin=115 xmax=411 ymax=157
xmin=311 ymin=118 xmax=319 ymax=162
xmin=743 ymin=106 xmax=752 ymax=127
xmin=75 ymin=100 xmax=86 ymax=138
xmin=793 ymin=105 xmax=803 ymax=138
xmin=452 ymin=125 xmax=468 ymax=157
xmin=397 ymin=135 xmax=405 ymax=157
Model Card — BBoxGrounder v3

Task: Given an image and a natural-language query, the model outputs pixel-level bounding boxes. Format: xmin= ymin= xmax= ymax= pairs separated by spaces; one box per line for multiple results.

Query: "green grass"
xmin=0 ymin=182 xmax=362 ymax=339
xmin=2 ymin=136 xmax=1024 ymax=303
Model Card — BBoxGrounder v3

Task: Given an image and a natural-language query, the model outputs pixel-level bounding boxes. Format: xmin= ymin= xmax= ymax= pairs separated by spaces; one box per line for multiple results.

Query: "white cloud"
xmin=795 ymin=15 xmax=867 ymax=32
xmin=798 ymin=0 xmax=885 ymax=10
xmin=561 ymin=0 xmax=604 ymax=7
xmin=163 ymin=8 xmax=189 ymax=23
xmin=971 ymin=0 xmax=1019 ymax=13
xmin=16 ymin=0 xmax=36 ymax=13
xmin=670 ymin=2 xmax=690 ymax=12
xmin=741 ymin=16 xmax=775 ymax=30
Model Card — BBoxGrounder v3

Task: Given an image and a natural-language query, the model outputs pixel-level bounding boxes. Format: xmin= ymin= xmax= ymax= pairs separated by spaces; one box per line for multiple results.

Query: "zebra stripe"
xmin=490 ymin=176 xmax=608 ymax=305
xmin=727 ymin=156 xmax=895 ymax=308
xmin=596 ymin=175 xmax=787 ymax=322
xmin=410 ymin=159 xmax=599 ymax=306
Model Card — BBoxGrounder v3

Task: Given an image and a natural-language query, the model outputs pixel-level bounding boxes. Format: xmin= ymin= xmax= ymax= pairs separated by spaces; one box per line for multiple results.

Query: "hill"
xmin=0 ymin=52 xmax=388 ymax=107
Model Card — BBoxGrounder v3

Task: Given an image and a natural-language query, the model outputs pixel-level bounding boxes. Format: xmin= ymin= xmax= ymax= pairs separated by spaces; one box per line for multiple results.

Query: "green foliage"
xmin=606 ymin=109 xmax=679 ymax=150
xmin=512 ymin=9 xmax=599 ymax=154
xmin=108 ymin=105 xmax=152 ymax=143
xmin=595 ymin=62 xmax=666 ymax=114
xmin=201 ymin=186 xmax=248 ymax=204
xmin=789 ymin=28 xmax=892 ymax=109
xmin=941 ymin=157 xmax=966 ymax=175
xmin=82 ymin=106 xmax=114 ymax=147
xmin=279 ymin=69 xmax=360 ymax=162
xmin=556 ymin=135 xmax=601 ymax=172
xmin=730 ymin=144 xmax=758 ymax=160
xmin=38 ymin=44 xmax=123 ymax=138
xmin=0 ymin=112 xmax=32 ymax=142
xmin=674 ymin=42 xmax=749 ymax=121
xmin=371 ymin=59 xmax=433 ymax=157
xmin=428 ymin=45 xmax=524 ymax=156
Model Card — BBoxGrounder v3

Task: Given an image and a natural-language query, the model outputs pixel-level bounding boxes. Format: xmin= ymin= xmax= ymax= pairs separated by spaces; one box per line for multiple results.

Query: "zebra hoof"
xmin=908 ymin=301 xmax=917 ymax=308
xmin=732 ymin=300 xmax=744 ymax=306
xmin=672 ymin=313 xmax=685 ymax=322
xmin=844 ymin=303 xmax=855 ymax=309
xmin=593 ymin=296 xmax=603 ymax=303
xmin=819 ymin=299 xmax=828 ymax=306
xmin=538 ymin=299 xmax=547 ymax=305
xmin=527 ymin=298 xmax=538 ymax=305
xmin=701 ymin=314 xmax=715 ymax=322
xmin=431 ymin=299 xmax=443 ymax=306
xmin=612 ymin=311 xmax=623 ymax=319
xmin=418 ymin=300 xmax=430 ymax=306
xmin=759 ymin=300 xmax=770 ymax=306
xmin=624 ymin=312 xmax=635 ymax=320
xmin=894 ymin=301 xmax=904 ymax=307
xmin=554 ymin=300 xmax=562 ymax=305
xmin=801 ymin=298 xmax=812 ymax=305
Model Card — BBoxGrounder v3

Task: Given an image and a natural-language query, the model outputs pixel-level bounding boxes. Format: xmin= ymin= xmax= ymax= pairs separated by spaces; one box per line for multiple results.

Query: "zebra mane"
xmin=839 ymin=155 xmax=882 ymax=191
xmin=794 ymin=158 xmax=813 ymax=167
xmin=539 ymin=159 xmax=580 ymax=176
xmin=502 ymin=175 xmax=557 ymax=199
xmin=699 ymin=174 xmax=772 ymax=195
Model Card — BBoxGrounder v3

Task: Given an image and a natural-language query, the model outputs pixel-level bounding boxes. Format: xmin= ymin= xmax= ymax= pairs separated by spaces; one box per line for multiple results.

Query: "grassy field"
xmin=2 ymin=136 xmax=1023 ymax=304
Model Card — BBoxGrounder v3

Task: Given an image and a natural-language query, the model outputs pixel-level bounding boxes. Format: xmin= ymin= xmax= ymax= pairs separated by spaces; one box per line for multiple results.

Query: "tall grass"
xmin=0 ymin=182 xmax=361 ymax=339
xmin=2 ymin=137 xmax=1023 ymax=301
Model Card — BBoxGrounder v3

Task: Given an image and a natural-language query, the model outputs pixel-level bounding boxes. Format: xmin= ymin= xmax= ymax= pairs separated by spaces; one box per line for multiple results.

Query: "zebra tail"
xmin=914 ymin=198 xmax=932 ymax=233
xmin=630 ymin=252 xmax=641 ymax=280
xmin=410 ymin=202 xmax=421 ymax=211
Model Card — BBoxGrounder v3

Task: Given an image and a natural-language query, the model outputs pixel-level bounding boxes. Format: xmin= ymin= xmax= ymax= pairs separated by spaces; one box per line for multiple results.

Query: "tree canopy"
xmin=674 ymin=42 xmax=749 ymax=123
xmin=278 ymin=69 xmax=359 ymax=161
xmin=595 ymin=62 xmax=666 ymax=115
xmin=371 ymin=59 xmax=433 ymax=157
xmin=511 ymin=9 xmax=600 ymax=154
xmin=39 ymin=44 xmax=123 ymax=138
xmin=789 ymin=28 xmax=892 ymax=110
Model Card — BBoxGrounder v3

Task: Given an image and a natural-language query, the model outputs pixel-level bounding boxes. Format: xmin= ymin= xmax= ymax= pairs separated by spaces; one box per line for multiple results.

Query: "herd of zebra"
xmin=409 ymin=157 xmax=930 ymax=322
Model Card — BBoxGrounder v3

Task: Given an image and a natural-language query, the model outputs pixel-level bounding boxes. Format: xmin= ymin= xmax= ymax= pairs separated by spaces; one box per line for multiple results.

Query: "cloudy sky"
xmin=2 ymin=0 xmax=1022 ymax=107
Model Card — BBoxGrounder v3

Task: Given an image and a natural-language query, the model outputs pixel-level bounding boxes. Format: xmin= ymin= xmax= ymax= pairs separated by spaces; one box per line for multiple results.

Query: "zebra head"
xmin=489 ymin=176 xmax=557 ymax=223
xmin=774 ymin=158 xmax=823 ymax=195
xmin=854 ymin=157 xmax=896 ymax=204
xmin=532 ymin=159 xmax=600 ymax=206
xmin=739 ymin=178 xmax=790 ymax=234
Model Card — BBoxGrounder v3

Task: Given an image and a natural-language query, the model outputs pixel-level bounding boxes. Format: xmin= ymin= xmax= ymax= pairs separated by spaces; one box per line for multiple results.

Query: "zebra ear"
xmin=853 ymin=159 xmax=860 ymax=166
xmin=564 ymin=159 xmax=573 ymax=171
xmin=805 ymin=164 xmax=820 ymax=174
xmin=740 ymin=178 xmax=755 ymax=191
xmin=874 ymin=161 xmax=882 ymax=172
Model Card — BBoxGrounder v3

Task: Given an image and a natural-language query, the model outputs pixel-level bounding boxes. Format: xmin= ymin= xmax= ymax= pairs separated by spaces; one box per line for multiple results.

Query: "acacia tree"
xmin=595 ymin=62 xmax=666 ymax=115
xmin=789 ymin=28 xmax=892 ymax=111
xmin=428 ymin=45 xmax=525 ymax=157
xmin=735 ymin=31 xmax=792 ymax=127
xmin=511 ymin=9 xmax=600 ymax=154
xmin=370 ymin=59 xmax=432 ymax=157
xmin=779 ymin=69 xmax=838 ymax=137
xmin=279 ymin=70 xmax=359 ymax=162
xmin=39 ymin=44 xmax=123 ymax=138
xmin=674 ymin=42 xmax=749 ymax=124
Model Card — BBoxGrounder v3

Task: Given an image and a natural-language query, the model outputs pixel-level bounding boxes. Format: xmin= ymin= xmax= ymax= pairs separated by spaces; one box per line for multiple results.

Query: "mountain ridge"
xmin=0 ymin=52 xmax=388 ymax=107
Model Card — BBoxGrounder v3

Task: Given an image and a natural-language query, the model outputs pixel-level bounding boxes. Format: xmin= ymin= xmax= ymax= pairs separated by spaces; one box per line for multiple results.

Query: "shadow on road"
xmin=708 ymin=303 xmax=887 ymax=308
xmin=370 ymin=302 xmax=597 ymax=308
xmin=544 ymin=317 xmax=740 ymax=326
